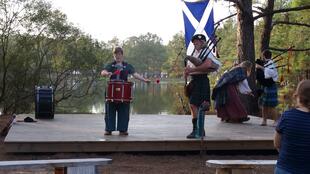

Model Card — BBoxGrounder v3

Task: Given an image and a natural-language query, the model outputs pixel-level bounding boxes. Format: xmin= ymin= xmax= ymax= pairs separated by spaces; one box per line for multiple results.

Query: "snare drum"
xmin=106 ymin=80 xmax=133 ymax=102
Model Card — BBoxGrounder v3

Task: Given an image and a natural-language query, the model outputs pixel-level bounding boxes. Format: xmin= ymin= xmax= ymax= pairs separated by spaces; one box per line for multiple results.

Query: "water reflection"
xmin=131 ymin=82 xmax=177 ymax=114
xmin=56 ymin=80 xmax=294 ymax=115
xmin=57 ymin=81 xmax=190 ymax=115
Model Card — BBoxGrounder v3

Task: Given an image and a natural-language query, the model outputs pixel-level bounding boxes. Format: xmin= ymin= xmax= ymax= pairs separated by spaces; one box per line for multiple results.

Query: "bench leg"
xmin=216 ymin=168 xmax=232 ymax=174
xmin=215 ymin=168 xmax=254 ymax=174
xmin=67 ymin=166 xmax=98 ymax=174
xmin=232 ymin=169 xmax=254 ymax=174
xmin=54 ymin=167 xmax=67 ymax=174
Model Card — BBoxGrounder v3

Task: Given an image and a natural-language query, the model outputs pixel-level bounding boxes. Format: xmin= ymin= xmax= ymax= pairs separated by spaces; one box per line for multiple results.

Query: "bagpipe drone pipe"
xmin=255 ymin=46 xmax=294 ymax=88
xmin=255 ymin=59 xmax=275 ymax=87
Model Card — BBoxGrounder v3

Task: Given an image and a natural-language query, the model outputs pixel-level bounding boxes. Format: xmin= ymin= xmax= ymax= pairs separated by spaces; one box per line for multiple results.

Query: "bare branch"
xmin=252 ymin=10 xmax=263 ymax=15
xmin=214 ymin=13 xmax=237 ymax=25
xmin=254 ymin=5 xmax=310 ymax=20
xmin=269 ymin=47 xmax=310 ymax=52
xmin=253 ymin=6 xmax=264 ymax=12
xmin=273 ymin=21 xmax=310 ymax=27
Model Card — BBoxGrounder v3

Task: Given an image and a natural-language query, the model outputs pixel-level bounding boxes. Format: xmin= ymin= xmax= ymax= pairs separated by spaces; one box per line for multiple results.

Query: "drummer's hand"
xmin=144 ymin=79 xmax=151 ymax=83
xmin=100 ymin=71 xmax=112 ymax=77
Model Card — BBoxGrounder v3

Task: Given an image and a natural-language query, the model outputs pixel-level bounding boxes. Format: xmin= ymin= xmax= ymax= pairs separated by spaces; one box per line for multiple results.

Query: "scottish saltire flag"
xmin=181 ymin=0 xmax=215 ymax=55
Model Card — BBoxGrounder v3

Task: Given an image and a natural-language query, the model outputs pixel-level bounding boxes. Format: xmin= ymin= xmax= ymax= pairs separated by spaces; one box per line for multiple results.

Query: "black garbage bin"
xmin=35 ymin=86 xmax=54 ymax=119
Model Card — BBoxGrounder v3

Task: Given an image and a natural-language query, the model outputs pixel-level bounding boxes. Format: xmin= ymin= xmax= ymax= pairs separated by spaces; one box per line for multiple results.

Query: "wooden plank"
xmin=5 ymin=139 xmax=274 ymax=153
xmin=0 ymin=158 xmax=112 ymax=170
xmin=5 ymin=114 xmax=276 ymax=153
xmin=6 ymin=114 xmax=275 ymax=142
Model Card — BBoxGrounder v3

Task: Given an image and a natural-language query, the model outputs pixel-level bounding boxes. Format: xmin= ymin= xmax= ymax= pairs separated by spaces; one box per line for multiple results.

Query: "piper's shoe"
xmin=186 ymin=131 xmax=196 ymax=139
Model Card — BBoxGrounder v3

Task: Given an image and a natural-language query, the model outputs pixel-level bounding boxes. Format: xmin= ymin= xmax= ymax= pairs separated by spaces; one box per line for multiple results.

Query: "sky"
xmin=51 ymin=0 xmax=232 ymax=44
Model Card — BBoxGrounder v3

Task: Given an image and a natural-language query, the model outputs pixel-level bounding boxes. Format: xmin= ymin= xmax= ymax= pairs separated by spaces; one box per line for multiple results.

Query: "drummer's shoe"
xmin=119 ymin=131 xmax=128 ymax=136
xmin=104 ymin=131 xmax=112 ymax=135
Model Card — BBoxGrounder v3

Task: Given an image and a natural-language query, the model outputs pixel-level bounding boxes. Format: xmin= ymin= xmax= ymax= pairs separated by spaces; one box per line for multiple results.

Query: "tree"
xmin=123 ymin=33 xmax=167 ymax=78
xmin=163 ymin=32 xmax=186 ymax=78
xmin=255 ymin=0 xmax=310 ymax=52
xmin=219 ymin=0 xmax=310 ymax=114
xmin=0 ymin=0 xmax=111 ymax=114
xmin=0 ymin=0 xmax=46 ymax=114
xmin=216 ymin=19 xmax=238 ymax=61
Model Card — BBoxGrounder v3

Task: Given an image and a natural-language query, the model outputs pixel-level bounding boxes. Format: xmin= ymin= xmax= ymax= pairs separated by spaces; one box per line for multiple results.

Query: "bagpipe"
xmin=185 ymin=37 xmax=222 ymax=70
xmin=255 ymin=46 xmax=294 ymax=87
xmin=184 ymin=35 xmax=222 ymax=98
xmin=255 ymin=59 xmax=275 ymax=87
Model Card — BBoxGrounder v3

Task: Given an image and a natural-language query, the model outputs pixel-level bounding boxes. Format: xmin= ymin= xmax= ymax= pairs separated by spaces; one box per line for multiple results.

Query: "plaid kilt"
xmin=189 ymin=74 xmax=210 ymax=107
xmin=260 ymin=83 xmax=278 ymax=107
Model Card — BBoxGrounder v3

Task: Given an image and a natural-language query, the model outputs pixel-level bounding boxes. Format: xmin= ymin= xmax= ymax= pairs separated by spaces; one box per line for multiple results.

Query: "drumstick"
xmin=113 ymin=69 xmax=121 ymax=75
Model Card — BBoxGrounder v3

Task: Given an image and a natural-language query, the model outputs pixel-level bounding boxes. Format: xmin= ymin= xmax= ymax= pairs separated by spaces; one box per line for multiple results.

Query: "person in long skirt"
xmin=212 ymin=61 xmax=253 ymax=123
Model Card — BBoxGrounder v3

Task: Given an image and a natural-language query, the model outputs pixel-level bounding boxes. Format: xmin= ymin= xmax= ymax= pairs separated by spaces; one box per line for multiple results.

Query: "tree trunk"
xmin=236 ymin=0 xmax=255 ymax=77
xmin=260 ymin=0 xmax=275 ymax=52
xmin=236 ymin=0 xmax=258 ymax=115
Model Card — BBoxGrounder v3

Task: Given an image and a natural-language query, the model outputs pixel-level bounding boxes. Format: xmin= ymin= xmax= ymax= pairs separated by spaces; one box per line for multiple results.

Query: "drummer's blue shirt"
xmin=104 ymin=61 xmax=135 ymax=81
xmin=276 ymin=108 xmax=310 ymax=174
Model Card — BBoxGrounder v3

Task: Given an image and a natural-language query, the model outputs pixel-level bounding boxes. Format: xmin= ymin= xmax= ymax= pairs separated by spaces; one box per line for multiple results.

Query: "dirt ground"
xmin=0 ymin=115 xmax=277 ymax=174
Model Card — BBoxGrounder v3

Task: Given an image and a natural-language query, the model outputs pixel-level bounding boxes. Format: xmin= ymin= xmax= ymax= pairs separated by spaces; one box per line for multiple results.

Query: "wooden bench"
xmin=206 ymin=160 xmax=276 ymax=174
xmin=0 ymin=158 xmax=112 ymax=174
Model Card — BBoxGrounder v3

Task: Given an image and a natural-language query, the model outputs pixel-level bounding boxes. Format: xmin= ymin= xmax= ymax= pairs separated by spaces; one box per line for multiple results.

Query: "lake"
xmin=56 ymin=81 xmax=190 ymax=115
xmin=56 ymin=80 xmax=292 ymax=115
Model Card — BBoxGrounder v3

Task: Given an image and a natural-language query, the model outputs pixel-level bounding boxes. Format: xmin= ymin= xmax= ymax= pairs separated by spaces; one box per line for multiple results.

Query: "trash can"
xmin=35 ymin=86 xmax=54 ymax=119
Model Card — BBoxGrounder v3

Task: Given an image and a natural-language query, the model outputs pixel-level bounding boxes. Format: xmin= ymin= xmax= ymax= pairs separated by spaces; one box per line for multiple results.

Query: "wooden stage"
xmin=4 ymin=114 xmax=276 ymax=153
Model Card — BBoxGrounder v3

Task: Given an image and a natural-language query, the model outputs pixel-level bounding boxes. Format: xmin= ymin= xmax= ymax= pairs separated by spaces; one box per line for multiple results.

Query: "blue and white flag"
xmin=181 ymin=0 xmax=215 ymax=55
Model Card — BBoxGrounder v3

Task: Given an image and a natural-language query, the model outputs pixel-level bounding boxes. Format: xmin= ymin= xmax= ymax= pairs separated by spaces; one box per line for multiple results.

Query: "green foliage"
xmin=270 ymin=1 xmax=310 ymax=76
xmin=216 ymin=19 xmax=238 ymax=62
xmin=123 ymin=33 xmax=167 ymax=77
xmin=163 ymin=32 xmax=186 ymax=78
xmin=290 ymin=0 xmax=310 ymax=7
xmin=0 ymin=0 xmax=112 ymax=114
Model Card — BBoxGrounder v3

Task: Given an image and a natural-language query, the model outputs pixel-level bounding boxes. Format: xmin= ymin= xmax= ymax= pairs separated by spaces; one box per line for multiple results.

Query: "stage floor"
xmin=4 ymin=114 xmax=276 ymax=153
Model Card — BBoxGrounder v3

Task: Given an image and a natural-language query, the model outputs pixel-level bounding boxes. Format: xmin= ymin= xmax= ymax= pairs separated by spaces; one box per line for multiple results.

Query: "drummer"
xmin=101 ymin=47 xmax=150 ymax=136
